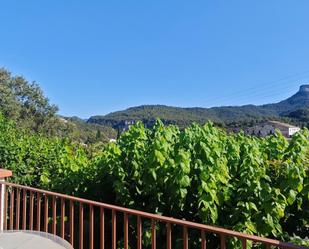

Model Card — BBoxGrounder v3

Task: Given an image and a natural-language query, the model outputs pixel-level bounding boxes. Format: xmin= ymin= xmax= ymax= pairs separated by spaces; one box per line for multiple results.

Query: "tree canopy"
xmin=0 ymin=68 xmax=58 ymax=131
xmin=0 ymin=68 xmax=117 ymax=142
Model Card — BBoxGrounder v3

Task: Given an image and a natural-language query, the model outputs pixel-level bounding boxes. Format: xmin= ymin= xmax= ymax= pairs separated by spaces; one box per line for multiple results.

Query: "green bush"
xmin=93 ymin=120 xmax=309 ymax=244
xmin=0 ymin=115 xmax=308 ymax=246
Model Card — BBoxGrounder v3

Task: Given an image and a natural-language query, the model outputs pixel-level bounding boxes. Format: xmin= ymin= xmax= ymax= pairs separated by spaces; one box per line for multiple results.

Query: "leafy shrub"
xmin=1 ymin=115 xmax=308 ymax=246
xmin=93 ymin=120 xmax=309 ymax=244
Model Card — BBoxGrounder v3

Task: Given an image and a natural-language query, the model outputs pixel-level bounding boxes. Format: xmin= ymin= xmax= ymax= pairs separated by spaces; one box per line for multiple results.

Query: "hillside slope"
xmin=88 ymin=85 xmax=309 ymax=128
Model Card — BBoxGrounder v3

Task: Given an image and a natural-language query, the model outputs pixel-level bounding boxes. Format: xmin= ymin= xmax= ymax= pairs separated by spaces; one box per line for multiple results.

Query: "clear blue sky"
xmin=1 ymin=1 xmax=309 ymax=118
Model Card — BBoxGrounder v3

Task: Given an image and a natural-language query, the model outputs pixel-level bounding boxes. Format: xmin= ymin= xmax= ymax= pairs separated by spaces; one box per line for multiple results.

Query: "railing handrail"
xmin=0 ymin=181 xmax=305 ymax=249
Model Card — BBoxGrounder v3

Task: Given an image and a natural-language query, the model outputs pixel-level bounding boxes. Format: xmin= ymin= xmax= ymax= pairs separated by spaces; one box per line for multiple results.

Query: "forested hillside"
xmin=88 ymin=85 xmax=309 ymax=129
xmin=284 ymin=107 xmax=309 ymax=128
xmin=88 ymin=104 xmax=277 ymax=129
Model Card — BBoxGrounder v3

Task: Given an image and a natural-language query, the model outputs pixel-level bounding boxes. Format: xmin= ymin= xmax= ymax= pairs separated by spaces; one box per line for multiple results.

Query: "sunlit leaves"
xmin=96 ymin=121 xmax=309 ymax=245
xmin=1 ymin=113 xmax=308 ymax=246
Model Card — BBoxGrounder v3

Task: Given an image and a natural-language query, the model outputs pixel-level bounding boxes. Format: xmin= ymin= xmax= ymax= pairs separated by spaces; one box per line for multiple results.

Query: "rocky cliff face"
xmin=299 ymin=84 xmax=309 ymax=93
xmin=261 ymin=85 xmax=309 ymax=115
xmin=277 ymin=85 xmax=309 ymax=111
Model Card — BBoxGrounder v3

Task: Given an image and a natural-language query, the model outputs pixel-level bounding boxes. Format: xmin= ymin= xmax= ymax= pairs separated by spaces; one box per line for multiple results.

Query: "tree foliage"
xmin=1 ymin=67 xmax=309 ymax=247
xmin=91 ymin=121 xmax=308 ymax=246
xmin=284 ymin=107 xmax=309 ymax=129
xmin=1 ymin=114 xmax=308 ymax=247
xmin=0 ymin=68 xmax=117 ymax=142
xmin=0 ymin=68 xmax=58 ymax=131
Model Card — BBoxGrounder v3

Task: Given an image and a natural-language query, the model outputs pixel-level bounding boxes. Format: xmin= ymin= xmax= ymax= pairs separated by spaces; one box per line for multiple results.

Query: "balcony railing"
xmin=0 ymin=171 xmax=307 ymax=249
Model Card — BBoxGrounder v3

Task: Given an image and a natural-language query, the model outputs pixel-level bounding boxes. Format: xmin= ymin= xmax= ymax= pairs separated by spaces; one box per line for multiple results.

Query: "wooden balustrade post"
xmin=0 ymin=169 xmax=12 ymax=231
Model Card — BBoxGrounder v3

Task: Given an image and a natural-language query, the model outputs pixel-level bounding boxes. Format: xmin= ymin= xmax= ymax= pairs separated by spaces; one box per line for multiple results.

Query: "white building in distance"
xmin=246 ymin=120 xmax=300 ymax=138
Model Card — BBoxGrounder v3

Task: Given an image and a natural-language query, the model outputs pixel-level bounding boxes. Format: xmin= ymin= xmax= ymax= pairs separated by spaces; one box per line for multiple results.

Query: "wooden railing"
xmin=0 ymin=181 xmax=307 ymax=249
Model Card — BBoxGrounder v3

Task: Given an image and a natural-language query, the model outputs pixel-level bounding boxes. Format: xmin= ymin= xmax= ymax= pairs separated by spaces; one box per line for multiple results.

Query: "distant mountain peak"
xmin=299 ymin=84 xmax=309 ymax=93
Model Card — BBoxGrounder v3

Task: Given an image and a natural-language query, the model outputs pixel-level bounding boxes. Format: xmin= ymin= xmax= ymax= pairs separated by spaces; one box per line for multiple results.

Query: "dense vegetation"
xmin=1 ymin=68 xmax=309 ymax=247
xmin=0 ymin=113 xmax=92 ymax=191
xmin=88 ymin=104 xmax=277 ymax=129
xmin=63 ymin=116 xmax=117 ymax=143
xmin=0 ymin=68 xmax=58 ymax=132
xmin=0 ymin=68 xmax=116 ymax=143
xmin=90 ymin=121 xmax=309 ymax=247
xmin=88 ymin=85 xmax=309 ymax=130
xmin=284 ymin=107 xmax=309 ymax=128
xmin=1 ymin=113 xmax=308 ymax=247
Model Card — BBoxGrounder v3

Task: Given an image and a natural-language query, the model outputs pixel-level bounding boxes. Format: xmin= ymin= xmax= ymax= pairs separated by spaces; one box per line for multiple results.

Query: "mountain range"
xmin=87 ymin=85 xmax=309 ymax=129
